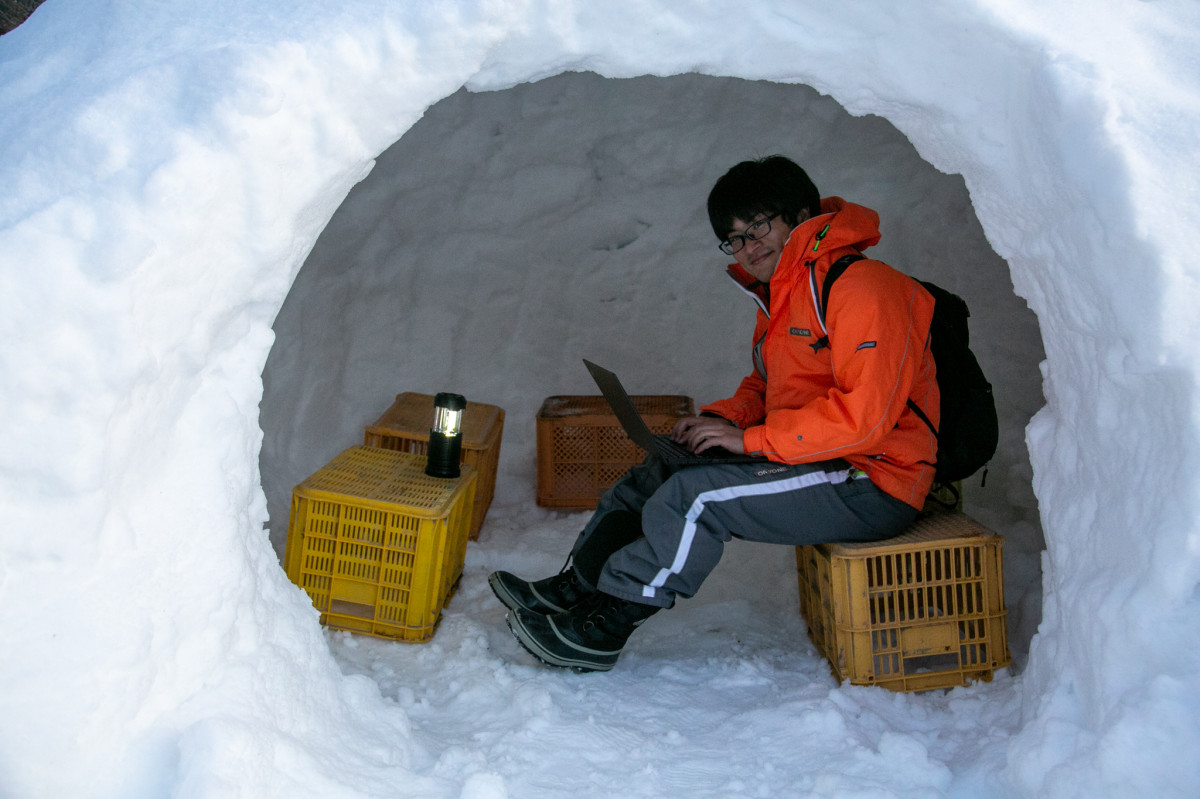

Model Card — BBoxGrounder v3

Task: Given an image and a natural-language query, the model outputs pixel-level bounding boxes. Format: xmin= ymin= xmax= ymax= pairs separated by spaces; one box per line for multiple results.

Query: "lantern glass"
xmin=433 ymin=405 xmax=462 ymax=437
xmin=426 ymin=392 xmax=466 ymax=479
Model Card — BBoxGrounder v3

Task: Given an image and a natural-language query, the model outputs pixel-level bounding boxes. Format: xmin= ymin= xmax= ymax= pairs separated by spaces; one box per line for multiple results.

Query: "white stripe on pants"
xmin=644 ymin=468 xmax=851 ymax=595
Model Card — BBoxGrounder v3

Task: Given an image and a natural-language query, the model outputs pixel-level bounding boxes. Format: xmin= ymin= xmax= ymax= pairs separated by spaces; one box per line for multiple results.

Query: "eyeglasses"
xmin=719 ymin=214 xmax=781 ymax=255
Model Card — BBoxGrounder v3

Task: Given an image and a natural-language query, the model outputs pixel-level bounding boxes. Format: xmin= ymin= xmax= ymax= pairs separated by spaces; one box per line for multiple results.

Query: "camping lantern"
xmin=425 ymin=392 xmax=466 ymax=478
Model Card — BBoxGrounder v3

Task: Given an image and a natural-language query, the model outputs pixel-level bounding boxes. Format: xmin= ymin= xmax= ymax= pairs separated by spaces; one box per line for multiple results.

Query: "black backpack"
xmin=816 ymin=254 xmax=998 ymax=487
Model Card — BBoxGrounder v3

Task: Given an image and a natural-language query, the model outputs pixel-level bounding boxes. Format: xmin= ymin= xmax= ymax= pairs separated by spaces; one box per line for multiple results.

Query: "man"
xmin=491 ymin=155 xmax=939 ymax=672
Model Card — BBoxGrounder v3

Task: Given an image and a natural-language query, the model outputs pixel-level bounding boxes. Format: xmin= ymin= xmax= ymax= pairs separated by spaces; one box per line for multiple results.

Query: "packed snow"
xmin=1 ymin=1 xmax=1198 ymax=797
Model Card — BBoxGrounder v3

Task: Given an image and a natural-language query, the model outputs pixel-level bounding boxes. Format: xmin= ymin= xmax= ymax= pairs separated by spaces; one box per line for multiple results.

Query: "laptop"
xmin=583 ymin=359 xmax=766 ymax=466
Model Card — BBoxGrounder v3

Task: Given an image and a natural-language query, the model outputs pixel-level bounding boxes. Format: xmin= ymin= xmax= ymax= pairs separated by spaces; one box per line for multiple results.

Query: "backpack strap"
xmin=905 ymin=397 xmax=938 ymax=438
xmin=813 ymin=253 xmax=941 ymax=443
xmin=810 ymin=253 xmax=865 ymax=353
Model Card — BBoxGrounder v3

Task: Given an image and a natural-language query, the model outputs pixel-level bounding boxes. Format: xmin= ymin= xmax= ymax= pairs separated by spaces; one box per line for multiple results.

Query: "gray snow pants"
xmin=570 ymin=456 xmax=918 ymax=608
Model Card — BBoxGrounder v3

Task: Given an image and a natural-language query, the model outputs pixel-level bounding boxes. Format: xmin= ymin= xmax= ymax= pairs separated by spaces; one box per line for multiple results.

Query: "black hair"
xmin=706 ymin=155 xmax=821 ymax=240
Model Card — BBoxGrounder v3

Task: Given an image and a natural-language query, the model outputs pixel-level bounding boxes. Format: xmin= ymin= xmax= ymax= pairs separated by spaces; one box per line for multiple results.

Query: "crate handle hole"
xmin=329 ymin=600 xmax=376 ymax=620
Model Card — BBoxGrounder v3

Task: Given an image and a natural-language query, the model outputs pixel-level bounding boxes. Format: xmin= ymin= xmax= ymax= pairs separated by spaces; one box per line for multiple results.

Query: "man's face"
xmin=727 ymin=214 xmax=795 ymax=283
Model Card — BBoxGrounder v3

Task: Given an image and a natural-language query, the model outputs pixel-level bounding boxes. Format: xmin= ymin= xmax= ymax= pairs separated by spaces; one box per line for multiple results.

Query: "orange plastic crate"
xmin=795 ymin=509 xmax=1010 ymax=692
xmin=364 ymin=392 xmax=503 ymax=540
xmin=535 ymin=394 xmax=694 ymax=509
xmin=284 ymin=446 xmax=476 ymax=642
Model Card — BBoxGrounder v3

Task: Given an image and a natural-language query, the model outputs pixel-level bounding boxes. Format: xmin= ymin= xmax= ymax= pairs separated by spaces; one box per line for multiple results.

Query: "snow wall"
xmin=1 ymin=0 xmax=1197 ymax=797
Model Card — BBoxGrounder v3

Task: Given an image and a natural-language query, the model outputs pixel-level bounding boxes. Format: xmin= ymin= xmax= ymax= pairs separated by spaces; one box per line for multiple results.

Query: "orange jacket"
xmin=701 ymin=197 xmax=939 ymax=509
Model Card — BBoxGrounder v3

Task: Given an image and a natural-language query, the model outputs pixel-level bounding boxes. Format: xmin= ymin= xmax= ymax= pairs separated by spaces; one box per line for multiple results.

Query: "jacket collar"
xmin=724 ymin=262 xmax=769 ymax=315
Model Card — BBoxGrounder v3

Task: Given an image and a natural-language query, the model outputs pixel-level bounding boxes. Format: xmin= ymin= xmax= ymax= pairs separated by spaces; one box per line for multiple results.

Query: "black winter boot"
xmin=507 ymin=591 xmax=660 ymax=672
xmin=488 ymin=567 xmax=594 ymax=615
xmin=489 ymin=509 xmax=643 ymax=616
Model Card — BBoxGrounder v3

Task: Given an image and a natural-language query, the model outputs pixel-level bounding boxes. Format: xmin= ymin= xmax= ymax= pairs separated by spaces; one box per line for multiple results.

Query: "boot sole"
xmin=506 ymin=610 xmax=618 ymax=673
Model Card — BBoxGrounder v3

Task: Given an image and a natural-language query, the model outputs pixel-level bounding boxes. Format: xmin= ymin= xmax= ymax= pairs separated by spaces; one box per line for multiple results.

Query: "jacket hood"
xmin=781 ymin=196 xmax=881 ymax=271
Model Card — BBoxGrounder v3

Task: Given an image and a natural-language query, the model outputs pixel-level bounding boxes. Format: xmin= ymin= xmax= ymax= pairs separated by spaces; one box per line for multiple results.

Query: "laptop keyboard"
xmin=653 ymin=434 xmax=699 ymax=458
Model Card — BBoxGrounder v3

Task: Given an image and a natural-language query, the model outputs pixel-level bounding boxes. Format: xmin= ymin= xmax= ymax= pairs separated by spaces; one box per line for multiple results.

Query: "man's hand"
xmin=671 ymin=416 xmax=746 ymax=454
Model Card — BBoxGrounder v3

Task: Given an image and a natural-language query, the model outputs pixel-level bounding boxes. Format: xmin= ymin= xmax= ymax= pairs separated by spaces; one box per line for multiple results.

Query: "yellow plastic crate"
xmin=364 ymin=392 xmax=504 ymax=540
xmin=284 ymin=446 xmax=476 ymax=642
xmin=536 ymin=394 xmax=694 ymax=510
xmin=795 ymin=509 xmax=1010 ymax=692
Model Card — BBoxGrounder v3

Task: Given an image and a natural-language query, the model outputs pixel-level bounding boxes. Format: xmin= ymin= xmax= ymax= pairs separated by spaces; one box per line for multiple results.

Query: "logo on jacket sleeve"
xmin=789 ymin=327 xmax=812 ymax=337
